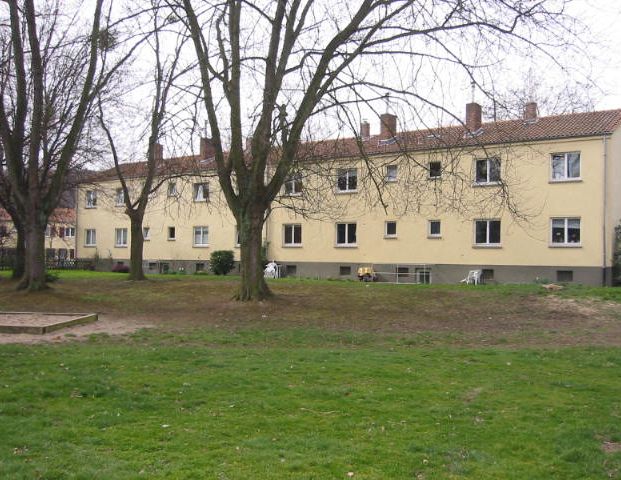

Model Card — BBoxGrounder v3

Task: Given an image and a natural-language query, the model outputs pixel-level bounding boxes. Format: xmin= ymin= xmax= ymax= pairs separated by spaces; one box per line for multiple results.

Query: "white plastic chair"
xmin=461 ymin=269 xmax=482 ymax=285
xmin=264 ymin=261 xmax=279 ymax=279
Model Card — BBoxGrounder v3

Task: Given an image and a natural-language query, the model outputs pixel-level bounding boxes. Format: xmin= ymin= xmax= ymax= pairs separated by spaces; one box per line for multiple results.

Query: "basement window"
xmin=339 ymin=266 xmax=352 ymax=276
xmin=556 ymin=270 xmax=574 ymax=282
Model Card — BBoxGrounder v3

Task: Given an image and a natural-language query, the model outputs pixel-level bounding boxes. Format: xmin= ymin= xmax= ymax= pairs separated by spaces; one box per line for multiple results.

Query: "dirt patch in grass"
xmin=0 ymin=275 xmax=619 ymax=347
xmin=602 ymin=441 xmax=621 ymax=454
xmin=0 ymin=314 xmax=152 ymax=345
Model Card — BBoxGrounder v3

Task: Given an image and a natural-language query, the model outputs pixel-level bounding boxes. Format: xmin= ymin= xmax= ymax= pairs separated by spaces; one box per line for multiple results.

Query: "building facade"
xmin=76 ymin=103 xmax=621 ymax=285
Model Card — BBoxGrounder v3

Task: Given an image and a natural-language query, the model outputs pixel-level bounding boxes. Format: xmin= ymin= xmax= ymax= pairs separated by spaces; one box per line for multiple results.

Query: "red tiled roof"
xmin=0 ymin=207 xmax=75 ymax=224
xmin=85 ymin=108 xmax=621 ymax=180
xmin=303 ymin=109 xmax=621 ymax=159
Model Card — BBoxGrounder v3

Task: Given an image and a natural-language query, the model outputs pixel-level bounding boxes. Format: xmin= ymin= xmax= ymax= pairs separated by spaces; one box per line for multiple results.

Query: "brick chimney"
xmin=360 ymin=120 xmax=370 ymax=139
xmin=465 ymin=102 xmax=482 ymax=132
xmin=200 ymin=137 xmax=216 ymax=159
xmin=379 ymin=113 xmax=397 ymax=139
xmin=523 ymin=102 xmax=538 ymax=122
xmin=152 ymin=143 xmax=163 ymax=161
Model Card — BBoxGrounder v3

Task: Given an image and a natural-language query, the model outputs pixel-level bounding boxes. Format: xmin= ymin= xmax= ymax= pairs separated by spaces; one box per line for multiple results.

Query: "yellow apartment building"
xmin=76 ymin=103 xmax=621 ymax=285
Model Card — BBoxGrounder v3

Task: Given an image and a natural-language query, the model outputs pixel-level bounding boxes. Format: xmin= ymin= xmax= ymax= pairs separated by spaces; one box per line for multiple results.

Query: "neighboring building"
xmin=0 ymin=207 xmax=77 ymax=263
xmin=76 ymin=103 xmax=621 ymax=285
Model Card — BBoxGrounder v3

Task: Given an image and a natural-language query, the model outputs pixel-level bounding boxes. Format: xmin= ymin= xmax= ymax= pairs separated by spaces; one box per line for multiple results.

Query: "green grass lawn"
xmin=0 ymin=272 xmax=620 ymax=479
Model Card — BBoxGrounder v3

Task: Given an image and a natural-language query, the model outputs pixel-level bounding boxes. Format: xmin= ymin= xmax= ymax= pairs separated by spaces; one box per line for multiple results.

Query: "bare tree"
xmin=169 ymin=0 xmax=579 ymax=300
xmin=98 ymin=5 xmax=186 ymax=281
xmin=0 ymin=0 xmax=146 ymax=290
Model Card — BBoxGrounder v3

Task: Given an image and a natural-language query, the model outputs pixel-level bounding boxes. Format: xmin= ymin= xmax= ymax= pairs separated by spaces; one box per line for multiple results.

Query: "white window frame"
xmin=474 ymin=157 xmax=501 ymax=185
xmin=283 ymin=224 xmax=302 ymax=247
xmin=428 ymin=161 xmax=442 ymax=179
xmin=115 ymin=228 xmax=128 ymax=247
xmin=284 ymin=174 xmax=303 ymax=196
xmin=142 ymin=226 xmax=150 ymax=241
xmin=64 ymin=227 xmax=75 ymax=238
xmin=384 ymin=221 xmax=397 ymax=238
xmin=193 ymin=183 xmax=209 ymax=202
xmin=85 ymin=190 xmax=97 ymax=208
xmin=193 ymin=226 xmax=209 ymax=247
xmin=84 ymin=229 xmax=96 ymax=247
xmin=550 ymin=217 xmax=581 ymax=247
xmin=550 ymin=152 xmax=581 ymax=182
xmin=474 ymin=219 xmax=501 ymax=246
xmin=336 ymin=168 xmax=358 ymax=193
xmin=385 ymin=165 xmax=398 ymax=183
xmin=336 ymin=222 xmax=357 ymax=247
xmin=115 ymin=188 xmax=125 ymax=206
xmin=428 ymin=220 xmax=442 ymax=238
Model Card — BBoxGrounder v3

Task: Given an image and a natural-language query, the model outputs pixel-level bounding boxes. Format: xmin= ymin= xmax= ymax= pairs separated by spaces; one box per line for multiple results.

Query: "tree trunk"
xmin=237 ymin=210 xmax=271 ymax=301
xmin=12 ymin=222 xmax=25 ymax=279
xmin=18 ymin=218 xmax=47 ymax=291
xmin=128 ymin=215 xmax=146 ymax=281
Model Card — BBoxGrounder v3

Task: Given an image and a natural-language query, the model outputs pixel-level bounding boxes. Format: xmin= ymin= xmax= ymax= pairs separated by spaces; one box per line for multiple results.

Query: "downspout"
xmin=602 ymin=135 xmax=609 ymax=286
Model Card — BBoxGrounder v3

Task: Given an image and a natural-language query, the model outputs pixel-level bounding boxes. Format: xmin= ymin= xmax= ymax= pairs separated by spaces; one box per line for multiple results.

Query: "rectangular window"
xmin=115 ymin=188 xmax=125 ymax=206
xmin=286 ymin=265 xmax=297 ymax=276
xmin=385 ymin=165 xmax=398 ymax=182
xmin=283 ymin=224 xmax=302 ymax=246
xmin=115 ymin=228 xmax=128 ymax=247
xmin=336 ymin=223 xmax=357 ymax=246
xmin=396 ymin=266 xmax=409 ymax=277
xmin=475 ymin=157 xmax=501 ymax=184
xmin=142 ymin=227 xmax=150 ymax=241
xmin=337 ymin=168 xmax=358 ymax=192
xmin=428 ymin=220 xmax=441 ymax=237
xmin=69 ymin=249 xmax=75 ymax=259
xmin=168 ymin=226 xmax=176 ymax=240
xmin=385 ymin=221 xmax=397 ymax=238
xmin=551 ymin=217 xmax=581 ymax=245
xmin=284 ymin=174 xmax=303 ymax=195
xmin=551 ymin=152 xmax=580 ymax=181
xmin=45 ymin=225 xmax=52 ymax=237
xmin=481 ymin=269 xmax=494 ymax=282
xmin=556 ymin=270 xmax=574 ymax=282
xmin=415 ymin=267 xmax=431 ymax=284
xmin=64 ymin=227 xmax=75 ymax=238
xmin=193 ymin=183 xmax=209 ymax=202
xmin=85 ymin=190 xmax=97 ymax=208
xmin=429 ymin=161 xmax=442 ymax=179
xmin=339 ymin=266 xmax=352 ymax=276
xmin=195 ymin=262 xmax=206 ymax=272
xmin=474 ymin=220 xmax=501 ymax=246
xmin=193 ymin=226 xmax=209 ymax=246
xmin=235 ymin=228 xmax=241 ymax=247
xmin=85 ymin=229 xmax=96 ymax=246
xmin=167 ymin=182 xmax=178 ymax=197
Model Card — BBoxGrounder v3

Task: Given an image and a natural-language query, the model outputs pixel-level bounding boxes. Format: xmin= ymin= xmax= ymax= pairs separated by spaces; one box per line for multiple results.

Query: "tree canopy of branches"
xmin=0 ymin=0 xmax=138 ymax=290
xmin=98 ymin=4 xmax=186 ymax=281
xmin=171 ymin=0 xmax=579 ymax=300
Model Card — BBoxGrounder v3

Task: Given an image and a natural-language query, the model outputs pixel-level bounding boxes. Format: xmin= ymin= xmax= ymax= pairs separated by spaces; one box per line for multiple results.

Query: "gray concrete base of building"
xmin=93 ymin=257 xmax=611 ymax=286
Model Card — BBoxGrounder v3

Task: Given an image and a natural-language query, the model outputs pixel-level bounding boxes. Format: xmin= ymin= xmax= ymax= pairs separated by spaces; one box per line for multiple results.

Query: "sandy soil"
xmin=0 ymin=314 xmax=152 ymax=345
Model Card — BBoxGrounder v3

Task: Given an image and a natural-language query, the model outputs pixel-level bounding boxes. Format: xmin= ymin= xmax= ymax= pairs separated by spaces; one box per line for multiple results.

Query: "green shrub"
xmin=210 ymin=250 xmax=235 ymax=275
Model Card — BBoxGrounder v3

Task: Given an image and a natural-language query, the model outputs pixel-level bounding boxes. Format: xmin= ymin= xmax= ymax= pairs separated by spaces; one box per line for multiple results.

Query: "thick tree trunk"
xmin=12 ymin=221 xmax=25 ymax=279
xmin=18 ymin=218 xmax=47 ymax=291
xmin=128 ymin=216 xmax=146 ymax=281
xmin=237 ymin=210 xmax=271 ymax=301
